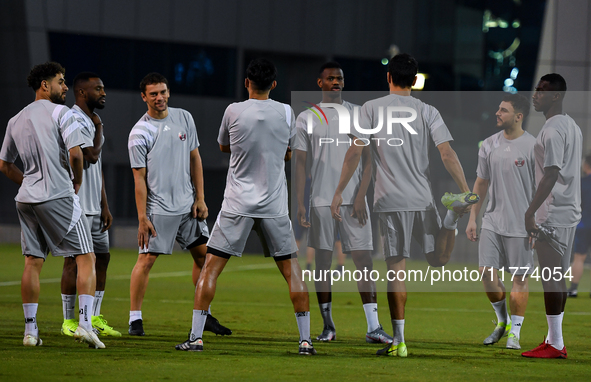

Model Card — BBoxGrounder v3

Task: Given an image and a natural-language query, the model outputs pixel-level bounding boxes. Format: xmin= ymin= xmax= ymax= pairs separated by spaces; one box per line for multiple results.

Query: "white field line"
xmin=0 ymin=263 xmax=277 ymax=287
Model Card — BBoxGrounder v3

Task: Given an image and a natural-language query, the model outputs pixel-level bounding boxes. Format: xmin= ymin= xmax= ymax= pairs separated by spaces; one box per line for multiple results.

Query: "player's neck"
xmin=75 ymin=101 xmax=94 ymax=118
xmin=321 ymin=92 xmax=342 ymax=104
xmin=34 ymin=91 xmax=51 ymax=102
xmin=248 ymin=91 xmax=270 ymax=100
xmin=544 ymin=104 xmax=563 ymax=120
xmin=147 ymin=108 xmax=169 ymax=119
xmin=503 ymin=125 xmax=524 ymax=140
xmin=388 ymin=84 xmax=411 ymax=96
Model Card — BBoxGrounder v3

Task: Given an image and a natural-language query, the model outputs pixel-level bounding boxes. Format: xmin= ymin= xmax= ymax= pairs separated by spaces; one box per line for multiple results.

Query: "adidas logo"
xmin=373 ymin=308 xmax=378 ymax=312
xmin=504 ymin=146 xmax=511 ymax=152
xmin=331 ymin=115 xmax=338 ymax=121
xmin=164 ymin=125 xmax=170 ymax=131
xmin=515 ymin=323 xmax=522 ymax=326
xmin=321 ymin=307 xmax=330 ymax=313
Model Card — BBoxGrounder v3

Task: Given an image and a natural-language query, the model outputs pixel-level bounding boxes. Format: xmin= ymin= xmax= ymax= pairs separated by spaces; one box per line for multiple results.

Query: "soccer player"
xmin=175 ymin=58 xmax=316 ymax=355
xmin=522 ymin=73 xmax=582 ymax=359
xmin=567 ymin=154 xmax=591 ymax=298
xmin=128 ymin=73 xmax=230 ymax=336
xmin=294 ymin=62 xmax=391 ymax=343
xmin=466 ymin=94 xmax=535 ymax=350
xmin=59 ymin=72 xmax=120 ymax=337
xmin=0 ymin=62 xmax=104 ymax=348
xmin=330 ymin=53 xmax=477 ymax=357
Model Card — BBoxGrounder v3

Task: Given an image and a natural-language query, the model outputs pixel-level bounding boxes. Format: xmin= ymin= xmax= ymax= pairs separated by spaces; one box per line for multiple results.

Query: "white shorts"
xmin=479 ymin=229 xmax=534 ymax=275
xmin=307 ymin=206 xmax=373 ymax=252
xmin=207 ymin=211 xmax=298 ymax=258
xmin=140 ymin=212 xmax=209 ymax=255
xmin=539 ymin=225 xmax=576 ymax=273
xmin=17 ymin=195 xmax=93 ymax=259
xmin=379 ymin=207 xmax=441 ymax=258
xmin=85 ymin=214 xmax=110 ymax=254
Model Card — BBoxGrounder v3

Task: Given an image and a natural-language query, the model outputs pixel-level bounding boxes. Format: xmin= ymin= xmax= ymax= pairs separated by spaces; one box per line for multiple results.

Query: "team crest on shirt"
xmin=179 ymin=133 xmax=187 ymax=141
xmin=515 ymin=157 xmax=525 ymax=167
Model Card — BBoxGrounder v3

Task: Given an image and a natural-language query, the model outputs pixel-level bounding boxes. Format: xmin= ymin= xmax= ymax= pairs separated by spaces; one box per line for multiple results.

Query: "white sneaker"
xmin=74 ymin=326 xmax=106 ymax=349
xmin=23 ymin=334 xmax=42 ymax=346
xmin=506 ymin=333 xmax=521 ymax=349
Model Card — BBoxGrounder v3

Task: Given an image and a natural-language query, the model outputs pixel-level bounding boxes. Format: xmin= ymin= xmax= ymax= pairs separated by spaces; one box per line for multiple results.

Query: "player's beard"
xmin=90 ymin=97 xmax=106 ymax=110
xmin=49 ymin=90 xmax=66 ymax=105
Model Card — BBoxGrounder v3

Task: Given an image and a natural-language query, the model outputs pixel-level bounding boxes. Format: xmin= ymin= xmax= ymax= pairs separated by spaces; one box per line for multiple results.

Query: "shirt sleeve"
xmin=78 ymin=122 xmax=95 ymax=150
xmin=186 ymin=111 xmax=200 ymax=151
xmin=59 ymin=108 xmax=87 ymax=150
xmin=476 ymin=143 xmax=490 ymax=180
xmin=293 ymin=112 xmax=310 ymax=151
xmin=0 ymin=123 xmax=18 ymax=163
xmin=351 ymin=102 xmax=372 ymax=140
xmin=128 ymin=126 xmax=150 ymax=168
xmin=217 ymin=106 xmax=232 ymax=146
xmin=424 ymin=105 xmax=453 ymax=146
xmin=541 ymin=127 xmax=565 ymax=170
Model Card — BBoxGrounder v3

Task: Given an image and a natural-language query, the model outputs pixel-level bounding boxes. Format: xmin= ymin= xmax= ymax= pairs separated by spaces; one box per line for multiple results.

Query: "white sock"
xmin=391 ymin=319 xmax=405 ymax=345
xmin=208 ymin=305 xmax=211 ymax=315
xmin=491 ymin=299 xmax=509 ymax=324
xmin=546 ymin=314 xmax=564 ymax=350
xmin=23 ymin=303 xmax=39 ymax=336
xmin=78 ymin=294 xmax=94 ymax=330
xmin=61 ymin=294 xmax=76 ymax=320
xmin=295 ymin=311 xmax=311 ymax=342
xmin=443 ymin=210 xmax=459 ymax=230
xmin=129 ymin=310 xmax=142 ymax=325
xmin=190 ymin=310 xmax=208 ymax=340
xmin=93 ymin=291 xmax=104 ymax=317
xmin=509 ymin=315 xmax=524 ymax=338
xmin=319 ymin=302 xmax=335 ymax=330
xmin=545 ymin=312 xmax=563 ymax=343
xmin=363 ymin=303 xmax=380 ymax=332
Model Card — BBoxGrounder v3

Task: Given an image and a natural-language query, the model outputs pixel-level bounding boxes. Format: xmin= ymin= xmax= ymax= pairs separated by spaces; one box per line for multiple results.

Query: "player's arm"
xmin=190 ymin=147 xmax=208 ymax=220
xmin=284 ymin=146 xmax=292 ymax=162
xmin=525 ymin=166 xmax=560 ymax=234
xmin=82 ymin=114 xmax=104 ymax=164
xmin=219 ymin=144 xmax=231 ymax=153
xmin=100 ymin=172 xmax=112 ymax=232
xmin=438 ymin=141 xmax=470 ymax=193
xmin=69 ymin=146 xmax=84 ymax=194
xmin=132 ymin=167 xmax=157 ymax=249
xmin=295 ymin=149 xmax=310 ymax=228
xmin=0 ymin=160 xmax=24 ymax=185
xmin=466 ymin=176 xmax=489 ymax=242
xmin=331 ymin=143 xmax=364 ymax=221
xmin=351 ymin=145 xmax=372 ymax=226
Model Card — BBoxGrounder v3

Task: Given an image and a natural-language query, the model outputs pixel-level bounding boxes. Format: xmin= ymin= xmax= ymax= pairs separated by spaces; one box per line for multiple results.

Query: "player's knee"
xmin=351 ymin=251 xmax=373 ymax=270
xmin=425 ymin=251 xmax=449 ymax=267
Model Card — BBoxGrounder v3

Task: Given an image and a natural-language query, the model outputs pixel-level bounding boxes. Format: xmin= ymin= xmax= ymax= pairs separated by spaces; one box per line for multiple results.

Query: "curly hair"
xmin=27 ymin=62 xmax=66 ymax=91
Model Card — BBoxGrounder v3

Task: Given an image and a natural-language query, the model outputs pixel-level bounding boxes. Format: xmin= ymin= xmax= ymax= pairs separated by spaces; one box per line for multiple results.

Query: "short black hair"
xmin=246 ymin=58 xmax=277 ymax=91
xmin=27 ymin=62 xmax=66 ymax=91
xmin=73 ymin=72 xmax=100 ymax=91
xmin=502 ymin=93 xmax=530 ymax=120
xmin=387 ymin=53 xmax=418 ymax=88
xmin=140 ymin=72 xmax=169 ymax=93
xmin=319 ymin=61 xmax=342 ymax=75
xmin=540 ymin=73 xmax=567 ymax=93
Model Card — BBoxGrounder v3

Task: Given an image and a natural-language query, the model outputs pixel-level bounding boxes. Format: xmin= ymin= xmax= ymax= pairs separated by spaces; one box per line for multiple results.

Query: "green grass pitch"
xmin=0 ymin=243 xmax=590 ymax=381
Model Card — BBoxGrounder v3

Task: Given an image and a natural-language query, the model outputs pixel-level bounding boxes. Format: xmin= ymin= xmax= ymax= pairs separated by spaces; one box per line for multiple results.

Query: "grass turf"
xmin=0 ymin=243 xmax=590 ymax=381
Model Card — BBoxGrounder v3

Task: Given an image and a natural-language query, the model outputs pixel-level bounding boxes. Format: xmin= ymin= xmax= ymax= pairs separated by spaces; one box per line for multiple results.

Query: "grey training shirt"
xmin=128 ymin=107 xmax=199 ymax=215
xmin=293 ymin=100 xmax=363 ymax=207
xmin=354 ymin=94 xmax=453 ymax=212
xmin=218 ymin=98 xmax=294 ymax=218
xmin=534 ymin=114 xmax=582 ymax=227
xmin=477 ymin=131 xmax=536 ymax=237
xmin=0 ymin=100 xmax=86 ymax=203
